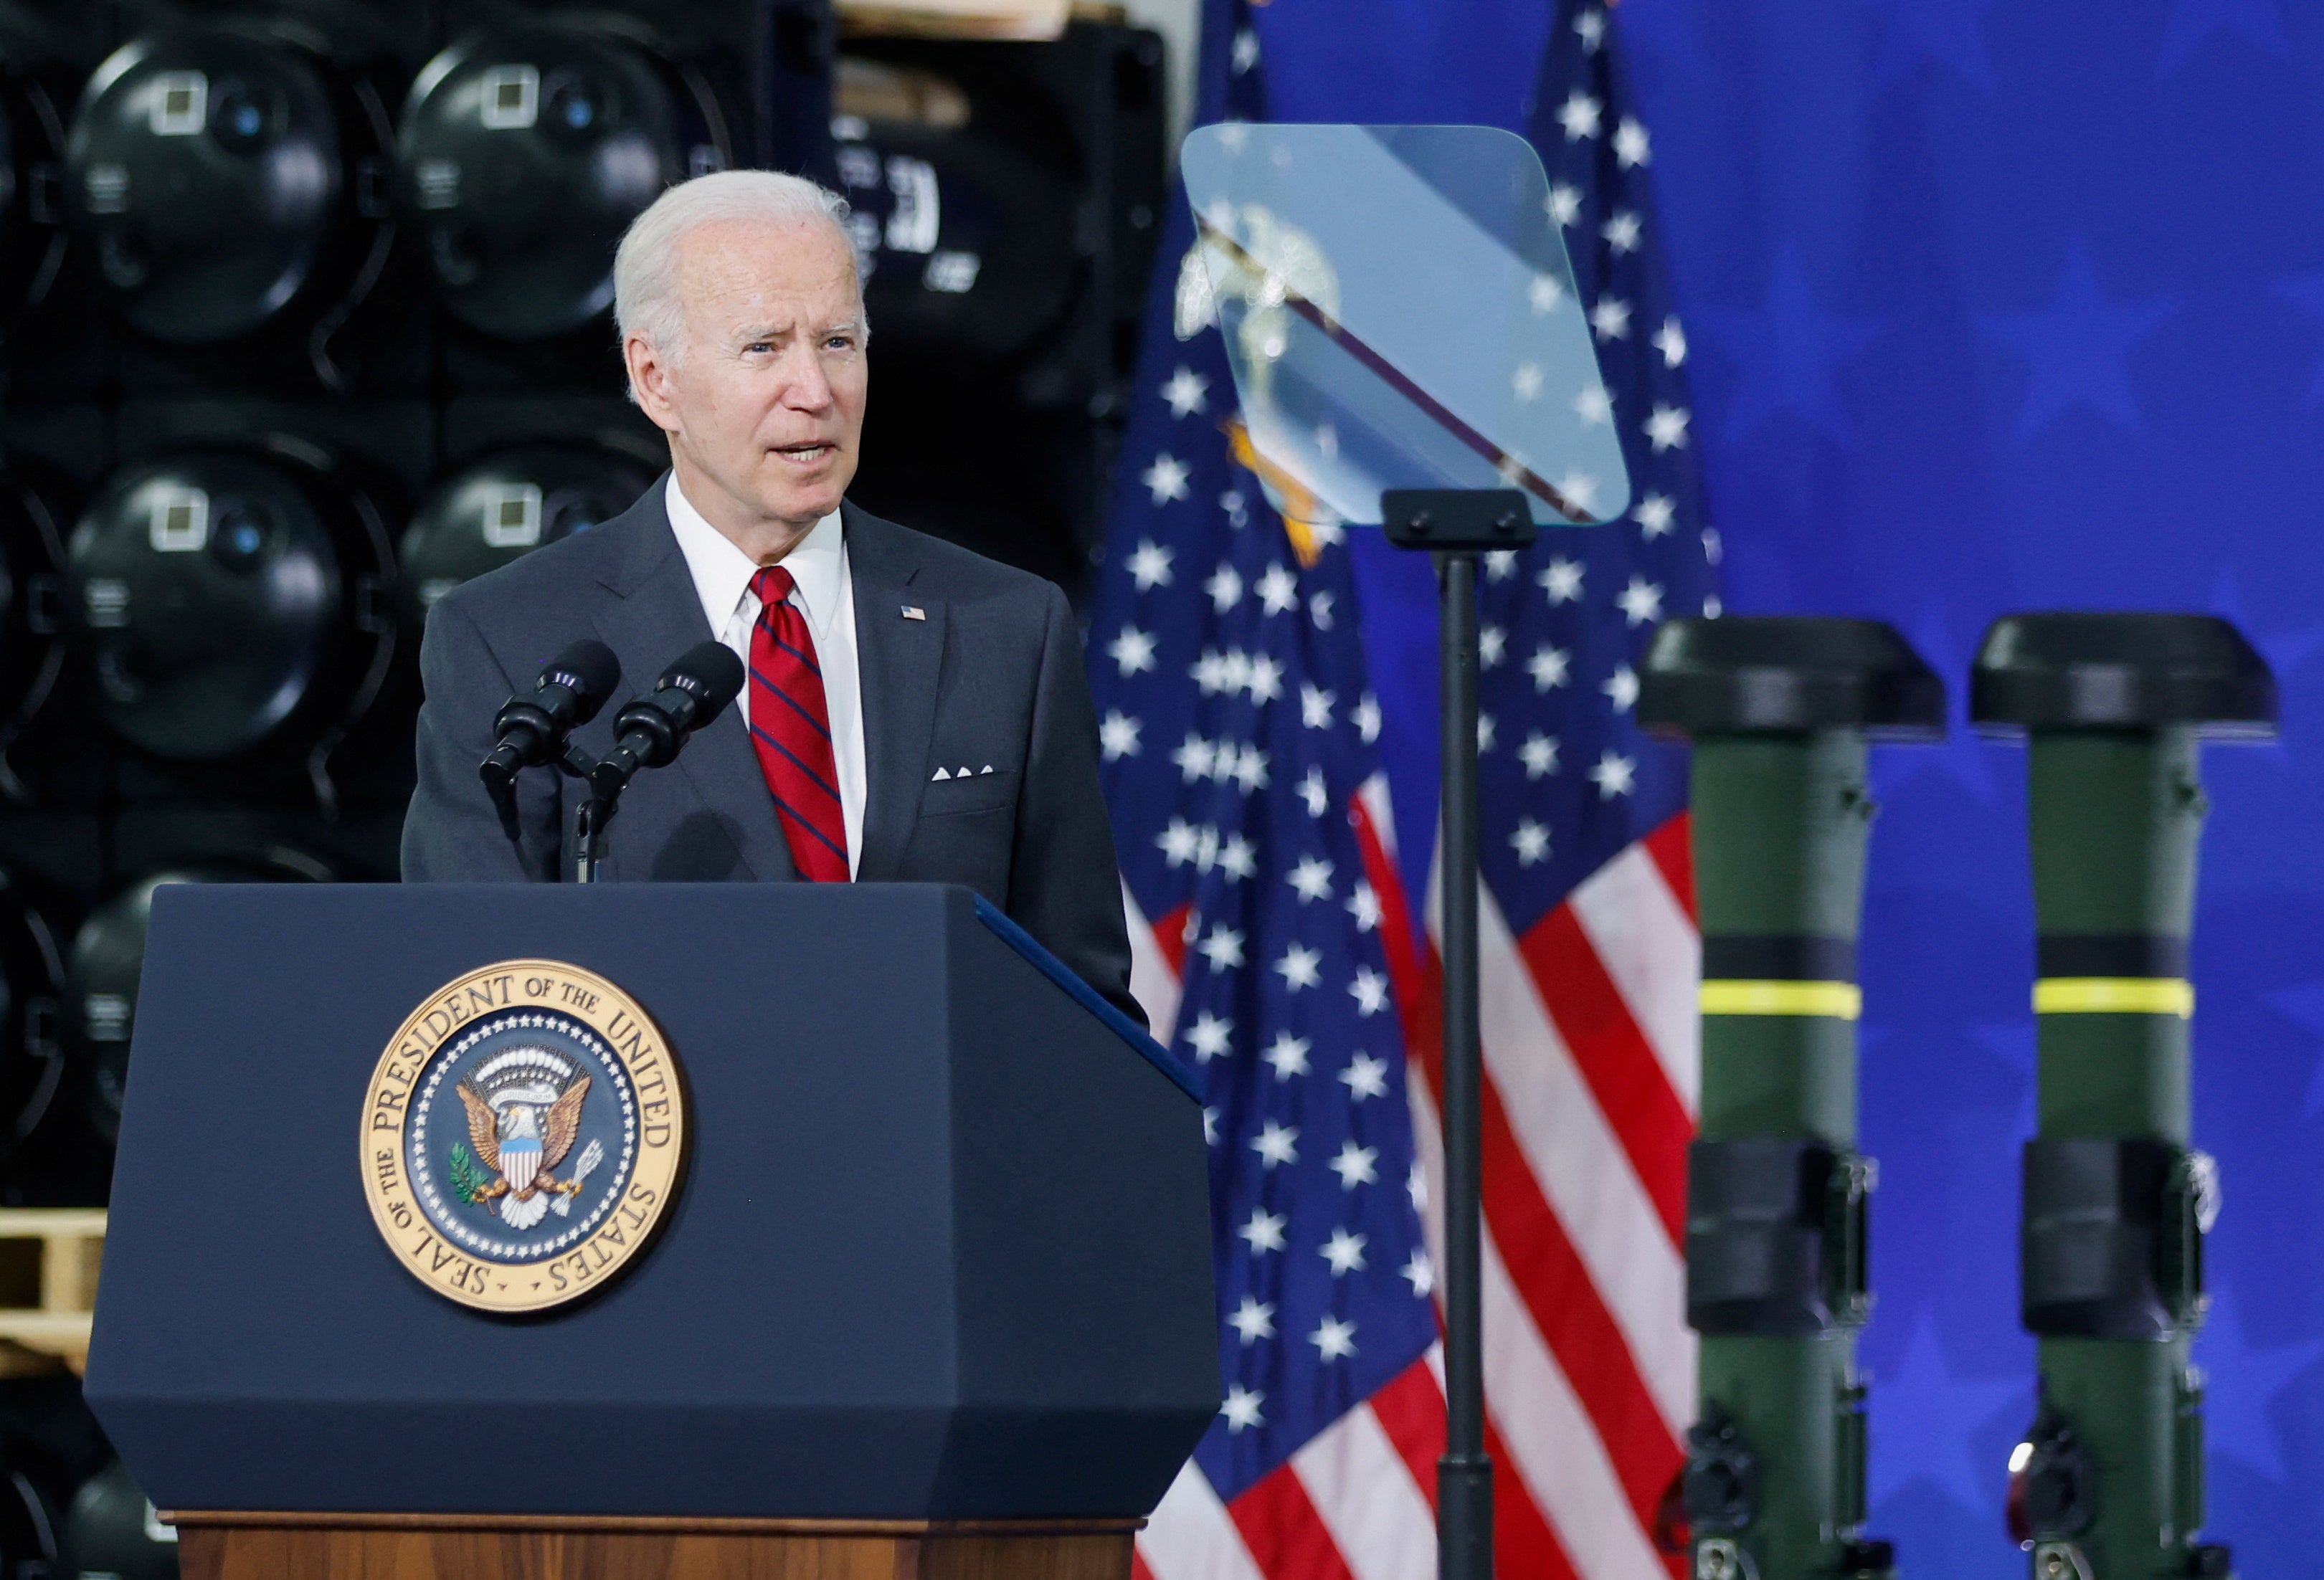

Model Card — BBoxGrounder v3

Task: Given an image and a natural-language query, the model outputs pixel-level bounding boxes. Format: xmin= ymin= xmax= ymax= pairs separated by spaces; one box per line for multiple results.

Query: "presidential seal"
xmin=361 ymin=960 xmax=686 ymax=1313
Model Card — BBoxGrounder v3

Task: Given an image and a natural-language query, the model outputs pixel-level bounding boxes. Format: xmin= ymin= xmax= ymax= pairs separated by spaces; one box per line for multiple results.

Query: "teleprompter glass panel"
xmin=1179 ymin=123 xmax=1627 ymax=529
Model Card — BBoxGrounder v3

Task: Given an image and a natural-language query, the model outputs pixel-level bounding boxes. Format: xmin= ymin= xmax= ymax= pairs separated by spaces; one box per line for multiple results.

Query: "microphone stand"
xmin=1380 ymin=487 xmax=1535 ymax=1580
xmin=559 ymin=744 xmax=614 ymax=884
xmin=561 ymin=680 xmax=729 ymax=882
xmin=569 ymin=801 xmax=612 ymax=884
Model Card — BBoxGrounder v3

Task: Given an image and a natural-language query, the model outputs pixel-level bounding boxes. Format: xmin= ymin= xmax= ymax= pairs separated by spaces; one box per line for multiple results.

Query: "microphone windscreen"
xmin=664 ymin=639 xmax=746 ymax=719
xmin=544 ymin=639 xmax=622 ymax=723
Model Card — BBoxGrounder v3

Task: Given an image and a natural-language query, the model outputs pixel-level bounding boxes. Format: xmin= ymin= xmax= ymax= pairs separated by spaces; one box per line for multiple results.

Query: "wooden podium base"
xmin=166 ymin=1510 xmax=1141 ymax=1580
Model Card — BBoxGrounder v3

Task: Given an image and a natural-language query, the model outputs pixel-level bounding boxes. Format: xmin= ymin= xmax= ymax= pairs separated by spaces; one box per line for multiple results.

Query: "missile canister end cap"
xmin=1638 ymin=617 xmax=1945 ymax=740
xmin=1970 ymin=612 xmax=2277 ymax=738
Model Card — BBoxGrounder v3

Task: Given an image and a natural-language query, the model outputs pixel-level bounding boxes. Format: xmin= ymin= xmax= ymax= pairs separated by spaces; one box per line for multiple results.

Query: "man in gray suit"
xmin=402 ymin=170 xmax=1140 ymax=1023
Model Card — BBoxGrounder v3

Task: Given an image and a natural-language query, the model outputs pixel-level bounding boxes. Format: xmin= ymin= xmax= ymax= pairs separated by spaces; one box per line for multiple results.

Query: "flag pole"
xmin=1383 ymin=488 xmax=1534 ymax=1580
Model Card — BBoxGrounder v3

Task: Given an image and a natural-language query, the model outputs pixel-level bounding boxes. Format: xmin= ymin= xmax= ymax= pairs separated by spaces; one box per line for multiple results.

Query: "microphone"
xmin=589 ymin=641 xmax=746 ymax=800
xmin=479 ymin=639 xmax=622 ymax=842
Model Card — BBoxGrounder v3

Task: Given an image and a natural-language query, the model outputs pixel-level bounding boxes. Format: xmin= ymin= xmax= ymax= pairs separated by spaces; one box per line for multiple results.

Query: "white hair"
xmin=613 ymin=169 xmax=867 ymax=366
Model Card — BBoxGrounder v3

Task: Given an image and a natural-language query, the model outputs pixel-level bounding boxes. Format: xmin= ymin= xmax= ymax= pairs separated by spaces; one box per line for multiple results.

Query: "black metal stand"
xmin=560 ymin=743 xmax=617 ymax=884
xmin=1382 ymin=489 xmax=1535 ymax=1580
xmin=569 ymin=796 xmax=612 ymax=884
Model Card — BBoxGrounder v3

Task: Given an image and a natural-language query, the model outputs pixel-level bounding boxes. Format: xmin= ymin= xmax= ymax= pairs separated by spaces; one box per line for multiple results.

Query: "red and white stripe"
xmin=1129 ymin=776 xmax=1699 ymax=1580
xmin=1137 ymin=1353 xmax=1448 ymax=1580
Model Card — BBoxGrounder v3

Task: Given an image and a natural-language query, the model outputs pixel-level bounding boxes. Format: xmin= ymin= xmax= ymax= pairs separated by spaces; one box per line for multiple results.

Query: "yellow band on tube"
xmin=1699 ymin=980 xmax=1862 ymax=1020
xmin=2033 ymin=977 xmax=2193 ymax=1017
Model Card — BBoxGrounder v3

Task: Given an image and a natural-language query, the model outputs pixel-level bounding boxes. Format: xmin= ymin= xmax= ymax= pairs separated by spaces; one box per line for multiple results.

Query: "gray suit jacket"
xmin=400 ymin=482 xmax=1142 ymax=1025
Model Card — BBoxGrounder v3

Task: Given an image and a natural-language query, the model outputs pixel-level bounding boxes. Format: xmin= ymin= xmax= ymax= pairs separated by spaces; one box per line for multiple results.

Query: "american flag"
xmin=1093 ymin=2 xmax=1446 ymax=1574
xmin=1094 ymin=2 xmax=1717 ymax=1577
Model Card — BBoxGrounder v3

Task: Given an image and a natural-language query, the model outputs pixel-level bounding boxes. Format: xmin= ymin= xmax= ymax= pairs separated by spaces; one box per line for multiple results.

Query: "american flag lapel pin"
xmin=901 ymin=605 xmax=926 ymax=621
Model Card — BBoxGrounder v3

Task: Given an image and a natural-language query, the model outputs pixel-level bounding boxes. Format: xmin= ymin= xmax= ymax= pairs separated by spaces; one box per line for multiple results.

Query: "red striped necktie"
xmin=746 ymin=565 xmax=850 ymax=882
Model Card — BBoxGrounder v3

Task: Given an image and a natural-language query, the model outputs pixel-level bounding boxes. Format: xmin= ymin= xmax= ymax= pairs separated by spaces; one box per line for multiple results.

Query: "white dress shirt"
xmin=663 ymin=476 xmax=865 ymax=876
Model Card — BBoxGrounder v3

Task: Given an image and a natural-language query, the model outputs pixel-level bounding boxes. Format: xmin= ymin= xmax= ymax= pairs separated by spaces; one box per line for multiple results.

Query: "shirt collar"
xmin=664 ymin=475 xmax=845 ymax=635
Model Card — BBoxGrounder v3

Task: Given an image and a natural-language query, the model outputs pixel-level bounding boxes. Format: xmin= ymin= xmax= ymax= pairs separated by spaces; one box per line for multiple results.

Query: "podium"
xmin=81 ymin=883 xmax=1218 ymax=1579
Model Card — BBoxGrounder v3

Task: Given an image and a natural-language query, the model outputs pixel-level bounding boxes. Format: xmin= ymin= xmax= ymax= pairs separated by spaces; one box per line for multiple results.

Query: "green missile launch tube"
xmin=1643 ymin=618 xmax=1943 ymax=1580
xmin=1972 ymin=614 xmax=2274 ymax=1580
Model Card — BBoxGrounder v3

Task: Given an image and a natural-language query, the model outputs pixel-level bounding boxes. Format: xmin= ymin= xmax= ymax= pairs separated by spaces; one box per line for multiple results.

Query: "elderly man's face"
xmin=628 ymin=215 xmax=868 ymax=538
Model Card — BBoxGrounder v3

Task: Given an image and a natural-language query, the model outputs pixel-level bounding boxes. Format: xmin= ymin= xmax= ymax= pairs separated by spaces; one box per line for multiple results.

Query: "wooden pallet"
xmin=838 ymin=0 xmax=1106 ymax=40
xmin=0 ymin=1209 xmax=105 ymax=1374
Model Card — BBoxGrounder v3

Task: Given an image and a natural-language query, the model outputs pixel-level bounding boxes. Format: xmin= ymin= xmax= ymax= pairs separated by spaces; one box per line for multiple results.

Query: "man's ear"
xmin=624 ymin=333 xmax=682 ymax=434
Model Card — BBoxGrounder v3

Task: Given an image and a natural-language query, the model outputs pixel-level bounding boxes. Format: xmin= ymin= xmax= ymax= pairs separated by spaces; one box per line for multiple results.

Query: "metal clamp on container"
xmin=2021 ymin=1138 xmax=2214 ymax=1340
xmin=1681 ymin=1403 xmax=1759 ymax=1538
xmin=1687 ymin=1138 xmax=1872 ymax=1338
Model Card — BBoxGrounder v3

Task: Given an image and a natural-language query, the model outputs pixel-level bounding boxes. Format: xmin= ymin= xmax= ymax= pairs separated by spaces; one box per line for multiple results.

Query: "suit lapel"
xmin=845 ymin=503 xmax=941 ymax=883
xmin=590 ymin=483 xmax=796 ymax=882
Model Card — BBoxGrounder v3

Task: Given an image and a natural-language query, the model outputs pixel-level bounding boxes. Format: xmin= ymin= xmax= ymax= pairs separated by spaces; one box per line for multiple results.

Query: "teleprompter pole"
xmin=1641 ymin=618 xmax=1942 ymax=1580
xmin=1382 ymin=490 xmax=1535 ymax=1580
xmin=1437 ymin=545 xmax=1490 ymax=1580
xmin=1971 ymin=615 xmax=2272 ymax=1580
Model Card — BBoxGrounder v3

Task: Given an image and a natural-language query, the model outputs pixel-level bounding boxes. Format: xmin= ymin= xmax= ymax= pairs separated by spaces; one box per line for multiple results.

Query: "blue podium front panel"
xmin=84 ymin=883 xmax=1215 ymax=1519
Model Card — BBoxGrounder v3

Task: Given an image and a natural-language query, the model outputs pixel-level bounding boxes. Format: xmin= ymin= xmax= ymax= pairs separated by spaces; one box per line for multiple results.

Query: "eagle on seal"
xmin=457 ymin=1072 xmax=591 ymax=1231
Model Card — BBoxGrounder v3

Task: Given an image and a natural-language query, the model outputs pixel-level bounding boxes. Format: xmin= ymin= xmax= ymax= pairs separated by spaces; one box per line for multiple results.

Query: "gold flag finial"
xmin=1223 ymin=417 xmax=1329 ymax=568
